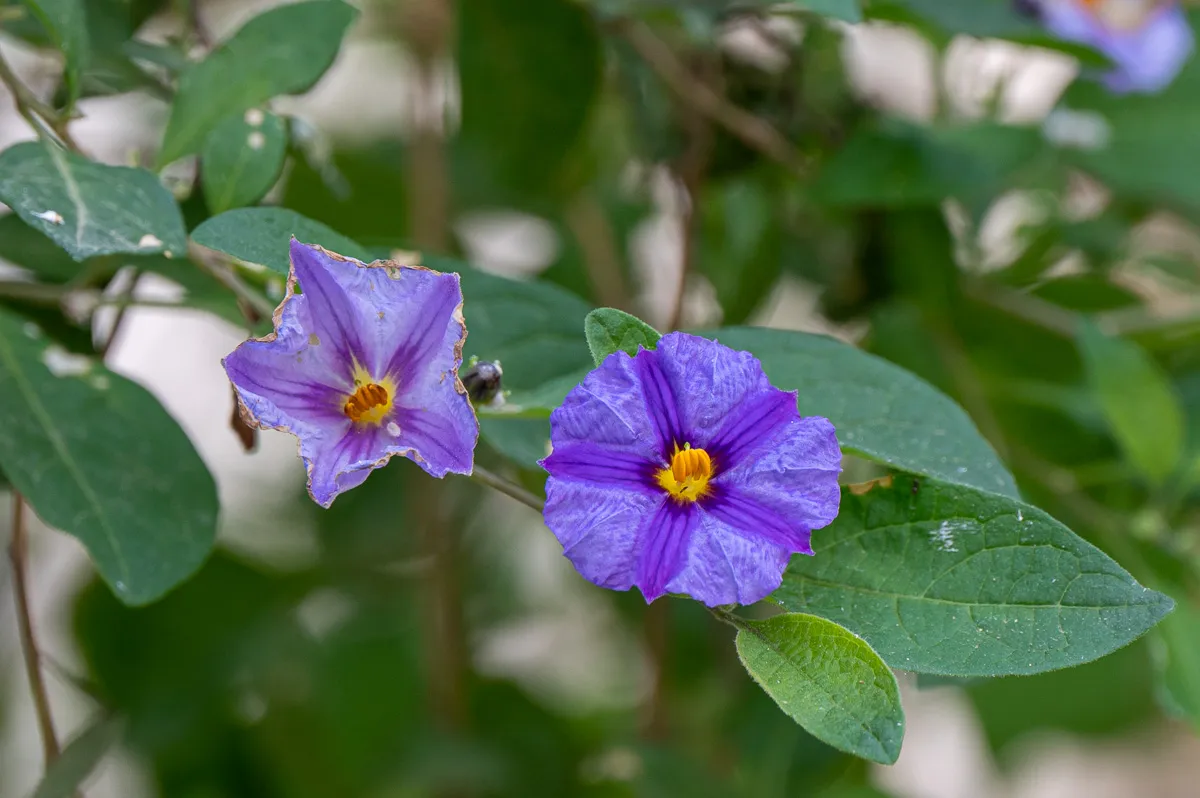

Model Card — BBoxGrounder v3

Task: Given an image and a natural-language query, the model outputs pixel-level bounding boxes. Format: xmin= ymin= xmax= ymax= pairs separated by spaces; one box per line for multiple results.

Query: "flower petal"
xmin=717 ymin=415 xmax=842 ymax=538
xmin=306 ymin=424 xmax=388 ymax=508
xmin=547 ymin=350 xmax=665 ymax=464
xmin=635 ymin=501 xmax=698 ymax=603
xmin=704 ymin=488 xmax=814 ymax=553
xmin=645 ymin=332 xmax=774 ymax=447
xmin=288 ymin=239 xmax=372 ymax=368
xmin=631 ymin=346 xmax=685 ymax=452
xmin=543 ymin=478 xmax=664 ymax=592
xmin=666 ymin=512 xmax=793 ymax=606
xmin=1041 ymin=1 xmax=1193 ymax=94
xmin=704 ymin=385 xmax=798 ymax=472
xmin=393 ymin=398 xmax=477 ymax=478
xmin=541 ymin=442 xmax=655 ymax=486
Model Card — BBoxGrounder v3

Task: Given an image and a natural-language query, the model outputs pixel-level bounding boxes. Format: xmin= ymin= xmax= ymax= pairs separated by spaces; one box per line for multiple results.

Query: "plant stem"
xmin=9 ymin=493 xmax=62 ymax=766
xmin=619 ymin=20 xmax=806 ymax=175
xmin=563 ymin=193 xmax=632 ymax=313
xmin=0 ymin=50 xmax=79 ymax=151
xmin=187 ymin=242 xmax=278 ymax=321
xmin=468 ymin=465 xmax=544 ymax=512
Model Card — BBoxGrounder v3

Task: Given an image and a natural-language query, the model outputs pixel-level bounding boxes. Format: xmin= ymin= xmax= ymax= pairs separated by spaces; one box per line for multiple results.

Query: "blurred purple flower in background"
xmin=1026 ymin=0 xmax=1194 ymax=93
xmin=540 ymin=332 xmax=842 ymax=607
xmin=224 ymin=240 xmax=478 ymax=508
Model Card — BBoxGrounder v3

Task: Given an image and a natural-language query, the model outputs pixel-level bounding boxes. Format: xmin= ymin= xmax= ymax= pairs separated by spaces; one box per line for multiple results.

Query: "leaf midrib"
xmin=0 ymin=329 xmax=130 ymax=584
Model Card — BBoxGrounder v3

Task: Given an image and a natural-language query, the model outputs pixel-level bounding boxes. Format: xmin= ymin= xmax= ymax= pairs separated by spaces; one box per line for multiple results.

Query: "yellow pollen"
xmin=344 ymin=382 xmax=391 ymax=424
xmin=656 ymin=445 xmax=714 ymax=503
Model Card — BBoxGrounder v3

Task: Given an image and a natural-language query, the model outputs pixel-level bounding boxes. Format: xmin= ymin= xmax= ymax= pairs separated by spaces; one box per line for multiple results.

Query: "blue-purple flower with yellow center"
xmin=539 ymin=332 xmax=842 ymax=607
xmin=223 ymin=240 xmax=478 ymax=507
xmin=1031 ymin=0 xmax=1194 ymax=93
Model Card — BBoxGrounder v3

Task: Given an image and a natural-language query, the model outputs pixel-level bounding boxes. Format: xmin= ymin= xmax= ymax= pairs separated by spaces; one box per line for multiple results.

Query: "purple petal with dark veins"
xmin=543 ymin=478 xmax=665 ymax=592
xmin=667 ymin=511 xmax=795 ymax=607
xmin=224 ymin=241 xmax=478 ymax=506
xmin=545 ymin=349 xmax=666 ymax=465
xmin=541 ymin=443 xmax=654 ymax=487
xmin=704 ymin=385 xmax=799 ymax=472
xmin=635 ymin=501 xmax=698 ymax=603
xmin=631 ymin=346 xmax=685 ymax=453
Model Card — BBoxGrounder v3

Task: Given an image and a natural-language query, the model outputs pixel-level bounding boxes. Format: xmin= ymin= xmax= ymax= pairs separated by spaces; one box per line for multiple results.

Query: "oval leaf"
xmin=713 ymin=326 xmax=1018 ymax=497
xmin=584 ymin=307 xmax=661 ymax=366
xmin=0 ymin=310 xmax=218 ymax=605
xmin=158 ymin=0 xmax=356 ymax=166
xmin=772 ymin=476 xmax=1174 ymax=677
xmin=735 ymin=613 xmax=904 ymax=764
xmin=191 ymin=207 xmax=373 ymax=271
xmin=1077 ymin=319 xmax=1185 ymax=485
xmin=0 ymin=141 xmax=188 ymax=261
xmin=201 ymin=108 xmax=289 ymax=214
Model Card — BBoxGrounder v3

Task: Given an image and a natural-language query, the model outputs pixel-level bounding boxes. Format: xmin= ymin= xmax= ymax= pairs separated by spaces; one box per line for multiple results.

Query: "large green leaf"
xmin=191 ymin=207 xmax=374 ymax=270
xmin=1077 ymin=320 xmax=1185 ymax=485
xmin=0 ymin=309 xmax=218 ymax=605
xmin=200 ymin=108 xmax=289 ymax=214
xmin=20 ymin=0 xmax=88 ymax=107
xmin=772 ymin=477 xmax=1173 ymax=676
xmin=734 ymin=613 xmax=904 ymax=764
xmin=457 ymin=0 xmax=602 ymax=193
xmin=158 ymin=0 xmax=356 ymax=166
xmin=715 ymin=326 xmax=1017 ymax=497
xmin=584 ymin=307 xmax=661 ymax=366
xmin=0 ymin=141 xmax=187 ymax=261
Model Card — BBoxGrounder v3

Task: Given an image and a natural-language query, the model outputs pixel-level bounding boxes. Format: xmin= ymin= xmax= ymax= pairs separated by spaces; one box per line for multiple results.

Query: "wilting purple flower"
xmin=539 ymin=332 xmax=842 ymax=607
xmin=1034 ymin=0 xmax=1194 ymax=94
xmin=224 ymin=240 xmax=478 ymax=507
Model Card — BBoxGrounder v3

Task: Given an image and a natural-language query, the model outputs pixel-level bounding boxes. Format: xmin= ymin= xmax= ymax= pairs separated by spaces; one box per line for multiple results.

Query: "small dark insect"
xmin=462 ymin=359 xmax=504 ymax=405
xmin=911 ymin=478 xmax=921 ymax=496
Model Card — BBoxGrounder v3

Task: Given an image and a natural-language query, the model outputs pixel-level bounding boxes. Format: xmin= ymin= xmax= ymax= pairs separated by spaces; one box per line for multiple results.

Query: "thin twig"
xmin=99 ymin=270 xmax=141 ymax=359
xmin=619 ymin=20 xmax=806 ymax=175
xmin=187 ymin=242 xmax=277 ymax=321
xmin=468 ymin=465 xmax=545 ymax=512
xmin=0 ymin=50 xmax=79 ymax=151
xmin=9 ymin=493 xmax=62 ymax=766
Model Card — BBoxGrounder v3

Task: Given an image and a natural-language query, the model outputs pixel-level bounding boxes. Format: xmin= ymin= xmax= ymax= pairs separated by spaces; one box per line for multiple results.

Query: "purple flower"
xmin=1038 ymin=0 xmax=1194 ymax=94
xmin=224 ymin=240 xmax=478 ymax=508
xmin=539 ymin=332 xmax=842 ymax=607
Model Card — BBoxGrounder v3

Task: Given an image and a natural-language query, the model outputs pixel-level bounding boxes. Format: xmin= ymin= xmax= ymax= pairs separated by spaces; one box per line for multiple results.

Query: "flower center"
xmin=344 ymin=382 xmax=392 ymax=424
xmin=655 ymin=444 xmax=714 ymax=503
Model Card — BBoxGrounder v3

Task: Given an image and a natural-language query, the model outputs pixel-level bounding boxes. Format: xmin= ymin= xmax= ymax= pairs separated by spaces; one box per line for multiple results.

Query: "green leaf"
xmin=786 ymin=0 xmax=861 ymax=23
xmin=201 ymin=108 xmax=288 ymax=214
xmin=1152 ymin=601 xmax=1200 ymax=730
xmin=0 ymin=213 xmax=82 ymax=281
xmin=734 ymin=613 xmax=904 ymax=764
xmin=0 ymin=309 xmax=218 ymax=604
xmin=714 ymin=326 xmax=1018 ymax=497
xmin=158 ymin=0 xmax=356 ymax=166
xmin=191 ymin=207 xmax=374 ymax=271
xmin=772 ymin=477 xmax=1173 ymax=676
xmin=457 ymin=0 xmax=602 ymax=193
xmin=0 ymin=141 xmax=187 ymax=261
xmin=28 ymin=715 xmax=123 ymax=798
xmin=20 ymin=0 xmax=88 ymax=107
xmin=584 ymin=307 xmax=661 ymax=366
xmin=1076 ymin=319 xmax=1185 ymax=485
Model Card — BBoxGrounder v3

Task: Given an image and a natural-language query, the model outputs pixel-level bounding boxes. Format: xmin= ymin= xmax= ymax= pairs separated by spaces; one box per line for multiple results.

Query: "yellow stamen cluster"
xmin=344 ymin=382 xmax=391 ymax=424
xmin=655 ymin=445 xmax=714 ymax=503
